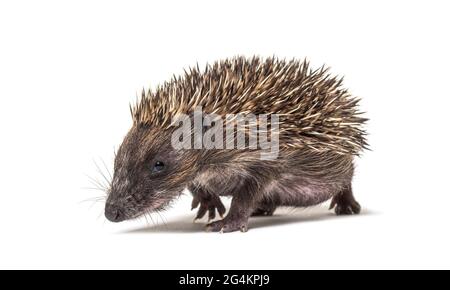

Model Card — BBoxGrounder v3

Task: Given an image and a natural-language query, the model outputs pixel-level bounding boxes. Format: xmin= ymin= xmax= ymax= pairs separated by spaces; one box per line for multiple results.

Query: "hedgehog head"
xmin=105 ymin=123 xmax=197 ymax=222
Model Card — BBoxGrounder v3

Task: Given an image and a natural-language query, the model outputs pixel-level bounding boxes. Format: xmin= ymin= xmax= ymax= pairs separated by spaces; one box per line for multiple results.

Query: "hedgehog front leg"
xmin=190 ymin=186 xmax=226 ymax=222
xmin=205 ymin=194 xmax=255 ymax=233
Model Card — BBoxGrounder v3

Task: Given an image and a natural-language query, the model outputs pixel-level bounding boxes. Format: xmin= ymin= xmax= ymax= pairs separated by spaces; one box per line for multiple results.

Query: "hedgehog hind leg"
xmin=251 ymin=203 xmax=277 ymax=216
xmin=251 ymin=199 xmax=278 ymax=216
xmin=329 ymin=184 xmax=361 ymax=215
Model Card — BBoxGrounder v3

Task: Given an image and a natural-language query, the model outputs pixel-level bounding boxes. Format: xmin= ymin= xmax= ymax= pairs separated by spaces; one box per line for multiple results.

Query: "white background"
xmin=1 ymin=0 xmax=449 ymax=269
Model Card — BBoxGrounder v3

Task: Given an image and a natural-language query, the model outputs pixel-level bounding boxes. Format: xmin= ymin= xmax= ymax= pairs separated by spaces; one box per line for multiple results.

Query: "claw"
xmin=329 ymin=198 xmax=337 ymax=210
xmin=191 ymin=193 xmax=226 ymax=223
xmin=191 ymin=196 xmax=200 ymax=210
xmin=330 ymin=192 xmax=361 ymax=216
xmin=205 ymin=225 xmax=213 ymax=232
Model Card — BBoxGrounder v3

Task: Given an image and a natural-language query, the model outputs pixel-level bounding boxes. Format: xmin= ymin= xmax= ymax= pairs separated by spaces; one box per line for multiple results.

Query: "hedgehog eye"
xmin=152 ymin=161 xmax=165 ymax=173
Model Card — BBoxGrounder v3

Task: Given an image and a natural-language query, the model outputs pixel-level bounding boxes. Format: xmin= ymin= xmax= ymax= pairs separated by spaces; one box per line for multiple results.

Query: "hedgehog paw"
xmin=330 ymin=193 xmax=361 ymax=215
xmin=192 ymin=193 xmax=226 ymax=222
xmin=205 ymin=216 xmax=249 ymax=233
xmin=251 ymin=203 xmax=277 ymax=216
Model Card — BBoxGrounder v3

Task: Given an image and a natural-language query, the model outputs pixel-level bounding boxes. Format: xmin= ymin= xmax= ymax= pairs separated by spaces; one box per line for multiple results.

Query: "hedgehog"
xmin=104 ymin=56 xmax=368 ymax=233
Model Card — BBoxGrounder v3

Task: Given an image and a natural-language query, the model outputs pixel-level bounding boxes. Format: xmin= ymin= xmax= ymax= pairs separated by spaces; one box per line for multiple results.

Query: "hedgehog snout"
xmin=105 ymin=202 xmax=126 ymax=222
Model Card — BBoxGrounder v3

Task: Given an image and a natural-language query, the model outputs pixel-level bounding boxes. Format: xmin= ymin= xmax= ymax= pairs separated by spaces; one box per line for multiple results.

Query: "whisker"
xmin=82 ymin=186 xmax=107 ymax=192
xmin=93 ymin=158 xmax=111 ymax=187
xmin=155 ymin=210 xmax=168 ymax=228
xmin=80 ymin=196 xmax=106 ymax=203
xmin=85 ymin=173 xmax=108 ymax=191
xmin=100 ymin=157 xmax=113 ymax=181
xmin=143 ymin=212 xmax=151 ymax=228
xmin=147 ymin=210 xmax=156 ymax=226
xmin=79 ymin=197 xmax=106 ymax=212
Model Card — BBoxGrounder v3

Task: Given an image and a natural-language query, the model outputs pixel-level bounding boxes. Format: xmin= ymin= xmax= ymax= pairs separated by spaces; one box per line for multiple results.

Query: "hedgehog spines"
xmin=131 ymin=56 xmax=368 ymax=155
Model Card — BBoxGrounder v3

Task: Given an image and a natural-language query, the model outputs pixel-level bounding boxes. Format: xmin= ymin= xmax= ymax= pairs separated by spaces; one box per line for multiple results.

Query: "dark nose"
xmin=105 ymin=203 xmax=126 ymax=222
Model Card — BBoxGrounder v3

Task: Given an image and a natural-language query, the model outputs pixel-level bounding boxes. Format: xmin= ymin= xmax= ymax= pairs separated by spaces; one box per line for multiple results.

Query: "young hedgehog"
xmin=105 ymin=56 xmax=368 ymax=233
